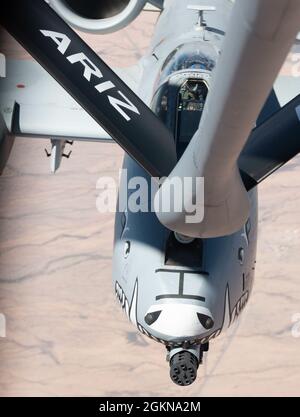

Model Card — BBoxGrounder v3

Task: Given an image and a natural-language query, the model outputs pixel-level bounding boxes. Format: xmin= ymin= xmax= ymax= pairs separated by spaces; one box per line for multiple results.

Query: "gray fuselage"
xmin=112 ymin=0 xmax=258 ymax=348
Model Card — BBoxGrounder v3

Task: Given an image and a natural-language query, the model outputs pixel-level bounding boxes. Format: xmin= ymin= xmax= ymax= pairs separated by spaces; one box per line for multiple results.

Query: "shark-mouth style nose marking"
xmin=115 ymin=279 xmax=138 ymax=326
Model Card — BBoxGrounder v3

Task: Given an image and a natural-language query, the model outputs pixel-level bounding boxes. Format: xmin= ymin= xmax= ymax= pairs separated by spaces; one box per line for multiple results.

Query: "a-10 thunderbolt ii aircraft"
xmin=1 ymin=0 xmax=300 ymax=386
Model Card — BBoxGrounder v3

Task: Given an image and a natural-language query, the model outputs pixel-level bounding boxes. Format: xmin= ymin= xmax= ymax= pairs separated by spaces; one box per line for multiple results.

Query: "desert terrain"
xmin=0 ymin=10 xmax=300 ymax=397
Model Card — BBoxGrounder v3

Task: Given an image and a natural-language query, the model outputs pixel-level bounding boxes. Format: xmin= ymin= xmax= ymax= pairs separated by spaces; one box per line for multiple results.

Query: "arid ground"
xmin=0 ymin=10 xmax=300 ymax=397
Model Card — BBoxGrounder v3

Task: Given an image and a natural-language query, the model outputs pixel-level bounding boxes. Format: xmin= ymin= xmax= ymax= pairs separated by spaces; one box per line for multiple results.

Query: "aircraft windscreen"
xmin=152 ymin=42 xmax=216 ymax=158
xmin=161 ymin=42 xmax=217 ymax=80
xmin=176 ymin=80 xmax=208 ymax=146
xmin=152 ymin=77 xmax=209 ymax=159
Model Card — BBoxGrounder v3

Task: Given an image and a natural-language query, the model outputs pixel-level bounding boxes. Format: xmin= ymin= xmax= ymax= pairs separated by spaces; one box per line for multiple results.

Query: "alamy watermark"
xmin=0 ymin=54 xmax=7 ymax=337
xmin=0 ymin=53 xmax=6 ymax=78
xmin=291 ymin=313 xmax=300 ymax=338
xmin=0 ymin=313 xmax=6 ymax=338
xmin=96 ymin=169 xmax=205 ymax=223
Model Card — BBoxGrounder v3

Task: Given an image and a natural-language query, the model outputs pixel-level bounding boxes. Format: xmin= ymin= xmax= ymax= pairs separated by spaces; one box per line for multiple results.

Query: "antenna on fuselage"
xmin=187 ymin=5 xmax=216 ymax=30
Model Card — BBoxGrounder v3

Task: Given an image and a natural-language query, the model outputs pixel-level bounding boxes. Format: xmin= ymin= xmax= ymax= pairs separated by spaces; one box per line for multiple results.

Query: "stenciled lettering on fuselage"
xmin=40 ymin=30 xmax=140 ymax=122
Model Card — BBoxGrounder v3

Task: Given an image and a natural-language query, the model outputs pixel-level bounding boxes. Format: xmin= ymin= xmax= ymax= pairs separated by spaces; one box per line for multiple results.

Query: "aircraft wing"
xmin=0 ymin=59 xmax=142 ymax=142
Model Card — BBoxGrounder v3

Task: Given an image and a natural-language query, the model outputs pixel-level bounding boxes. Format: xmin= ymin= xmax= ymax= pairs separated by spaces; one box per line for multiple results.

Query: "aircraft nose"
xmin=144 ymin=303 xmax=214 ymax=338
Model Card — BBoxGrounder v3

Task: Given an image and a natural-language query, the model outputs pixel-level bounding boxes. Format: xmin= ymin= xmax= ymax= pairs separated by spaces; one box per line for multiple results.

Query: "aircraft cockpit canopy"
xmin=160 ymin=42 xmax=217 ymax=80
xmin=152 ymin=43 xmax=217 ymax=158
